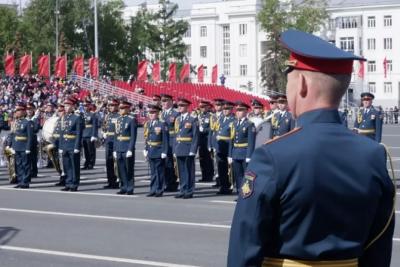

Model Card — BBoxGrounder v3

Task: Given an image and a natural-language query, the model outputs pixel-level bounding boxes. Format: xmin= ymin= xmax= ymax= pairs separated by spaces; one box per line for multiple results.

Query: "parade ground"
xmin=0 ymin=126 xmax=399 ymax=267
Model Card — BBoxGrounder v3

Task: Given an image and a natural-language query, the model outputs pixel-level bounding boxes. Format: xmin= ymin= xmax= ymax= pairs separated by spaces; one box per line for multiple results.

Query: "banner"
xmin=152 ymin=61 xmax=160 ymax=82
xmin=197 ymin=65 xmax=204 ymax=83
xmin=357 ymin=61 xmax=364 ymax=79
xmin=89 ymin=57 xmax=99 ymax=78
xmin=4 ymin=54 xmax=15 ymax=76
xmin=19 ymin=54 xmax=32 ymax=76
xmin=73 ymin=56 xmax=84 ymax=76
xmin=137 ymin=60 xmax=147 ymax=82
xmin=168 ymin=63 xmax=176 ymax=82
xmin=180 ymin=64 xmax=190 ymax=82
xmin=55 ymin=56 xmax=67 ymax=78
xmin=38 ymin=54 xmax=50 ymax=78
xmin=211 ymin=64 xmax=218 ymax=84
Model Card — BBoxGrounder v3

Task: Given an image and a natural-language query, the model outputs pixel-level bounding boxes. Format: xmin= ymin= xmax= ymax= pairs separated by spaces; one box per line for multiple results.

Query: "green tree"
xmin=0 ymin=6 xmax=20 ymax=57
xmin=258 ymin=0 xmax=327 ymax=93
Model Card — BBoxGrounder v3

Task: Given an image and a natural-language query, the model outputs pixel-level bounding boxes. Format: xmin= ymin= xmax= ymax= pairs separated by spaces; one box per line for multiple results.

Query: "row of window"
xmin=367 ymin=60 xmax=393 ymax=73
xmin=195 ymin=44 xmax=249 ymax=58
xmin=184 ymin=24 xmax=248 ymax=38
xmin=367 ymin=38 xmax=393 ymax=50
xmin=334 ymin=15 xmax=392 ymax=29
xmin=367 ymin=15 xmax=392 ymax=28
xmin=368 ymin=82 xmax=393 ymax=94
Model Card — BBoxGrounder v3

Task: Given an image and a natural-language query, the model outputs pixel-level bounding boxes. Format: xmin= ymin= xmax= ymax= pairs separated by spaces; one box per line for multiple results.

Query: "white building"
xmin=124 ymin=0 xmax=400 ymax=108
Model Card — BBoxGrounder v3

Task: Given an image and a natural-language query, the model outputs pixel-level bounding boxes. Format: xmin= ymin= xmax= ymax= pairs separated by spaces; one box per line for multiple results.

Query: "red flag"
xmin=73 ymin=56 xmax=84 ymax=76
xmin=383 ymin=57 xmax=387 ymax=78
xmin=180 ymin=64 xmax=190 ymax=82
xmin=357 ymin=61 xmax=364 ymax=79
xmin=137 ymin=60 xmax=147 ymax=81
xmin=211 ymin=64 xmax=218 ymax=84
xmin=197 ymin=65 xmax=204 ymax=83
xmin=168 ymin=63 xmax=176 ymax=82
xmin=4 ymin=54 xmax=15 ymax=76
xmin=152 ymin=61 xmax=160 ymax=82
xmin=89 ymin=57 xmax=99 ymax=78
xmin=55 ymin=56 xmax=67 ymax=78
xmin=19 ymin=54 xmax=32 ymax=76
xmin=37 ymin=54 xmax=50 ymax=77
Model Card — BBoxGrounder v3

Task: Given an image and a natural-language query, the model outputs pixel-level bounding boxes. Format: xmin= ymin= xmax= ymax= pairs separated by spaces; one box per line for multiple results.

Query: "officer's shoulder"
xmin=265 ymin=127 xmax=303 ymax=146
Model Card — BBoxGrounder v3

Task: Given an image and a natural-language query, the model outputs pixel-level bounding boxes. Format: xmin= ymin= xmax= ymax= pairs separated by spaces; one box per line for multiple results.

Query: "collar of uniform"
xmin=297 ymin=108 xmax=341 ymax=127
xmin=181 ymin=112 xmax=189 ymax=119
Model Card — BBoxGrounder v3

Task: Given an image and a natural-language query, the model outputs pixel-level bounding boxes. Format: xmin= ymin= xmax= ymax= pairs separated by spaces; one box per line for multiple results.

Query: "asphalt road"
xmin=0 ymin=126 xmax=399 ymax=267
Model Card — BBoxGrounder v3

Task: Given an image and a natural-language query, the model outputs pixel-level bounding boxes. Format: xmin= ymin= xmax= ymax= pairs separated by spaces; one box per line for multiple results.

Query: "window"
xmin=338 ymin=16 xmax=359 ymax=29
xmin=367 ymin=16 xmax=375 ymax=27
xmin=384 ymin=15 xmax=392 ymax=27
xmin=200 ymin=46 xmax=207 ymax=58
xmin=384 ymin=82 xmax=392 ymax=93
xmin=386 ymin=60 xmax=393 ymax=72
xmin=367 ymin=61 xmax=376 ymax=72
xmin=384 ymin=38 xmax=392 ymax=49
xmin=200 ymin=26 xmax=207 ymax=37
xmin=184 ymin=26 xmax=191 ymax=38
xmin=260 ymin=41 xmax=268 ymax=55
xmin=239 ymin=24 xmax=247 ymax=36
xmin=367 ymin=38 xmax=375 ymax=50
xmin=368 ymin=82 xmax=376 ymax=93
xmin=340 ymin=37 xmax=354 ymax=52
xmin=240 ymin=65 xmax=247 ymax=76
xmin=239 ymin=44 xmax=247 ymax=57
xmin=223 ymin=25 xmax=231 ymax=75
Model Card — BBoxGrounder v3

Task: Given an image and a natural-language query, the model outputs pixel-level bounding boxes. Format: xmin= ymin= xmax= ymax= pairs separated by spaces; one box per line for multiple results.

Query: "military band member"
xmin=144 ymin=104 xmax=169 ymax=197
xmin=54 ymin=103 xmax=67 ymax=186
xmin=264 ymin=94 xmax=279 ymax=122
xmin=214 ymin=101 xmax=235 ymax=195
xmin=160 ymin=93 xmax=179 ymax=192
xmin=26 ymin=102 xmax=40 ymax=178
xmin=228 ymin=102 xmax=256 ymax=194
xmin=248 ymin=99 xmax=265 ymax=119
xmin=197 ymin=100 xmax=214 ymax=182
xmin=228 ymin=29 xmax=394 ymax=267
xmin=59 ymin=97 xmax=84 ymax=192
xmin=7 ymin=102 xmax=33 ymax=189
xmin=152 ymin=94 xmax=161 ymax=106
xmin=354 ymin=92 xmax=383 ymax=142
xmin=174 ymin=98 xmax=199 ymax=199
xmin=113 ymin=100 xmax=137 ymax=195
xmin=43 ymin=102 xmax=56 ymax=121
xmin=339 ymin=109 xmax=348 ymax=128
xmin=270 ymin=95 xmax=295 ymax=138
xmin=103 ymin=99 xmax=120 ymax=189
xmin=82 ymin=100 xmax=98 ymax=170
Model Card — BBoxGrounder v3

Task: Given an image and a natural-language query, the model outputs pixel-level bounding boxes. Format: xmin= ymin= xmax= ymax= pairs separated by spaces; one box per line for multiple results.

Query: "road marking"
xmin=0 ymin=208 xmax=231 ymax=229
xmin=0 ymin=245 xmax=199 ymax=267
xmin=210 ymin=200 xmax=236 ymax=204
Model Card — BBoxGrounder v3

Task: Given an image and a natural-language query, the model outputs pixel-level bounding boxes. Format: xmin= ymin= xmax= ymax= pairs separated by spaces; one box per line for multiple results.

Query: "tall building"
xmin=124 ymin=0 xmax=400 ymax=108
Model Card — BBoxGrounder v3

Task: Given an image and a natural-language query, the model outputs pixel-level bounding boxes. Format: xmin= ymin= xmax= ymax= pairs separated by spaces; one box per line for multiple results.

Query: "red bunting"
xmin=152 ymin=61 xmax=160 ymax=82
xmin=168 ymin=63 xmax=176 ymax=82
xmin=197 ymin=65 xmax=204 ymax=83
xmin=4 ymin=54 xmax=15 ymax=77
xmin=180 ymin=64 xmax=190 ymax=82
xmin=211 ymin=64 xmax=218 ymax=84
xmin=357 ymin=61 xmax=364 ymax=79
xmin=19 ymin=54 xmax=32 ymax=76
xmin=137 ymin=60 xmax=147 ymax=82
xmin=89 ymin=57 xmax=99 ymax=78
xmin=73 ymin=56 xmax=84 ymax=76
xmin=55 ymin=56 xmax=67 ymax=78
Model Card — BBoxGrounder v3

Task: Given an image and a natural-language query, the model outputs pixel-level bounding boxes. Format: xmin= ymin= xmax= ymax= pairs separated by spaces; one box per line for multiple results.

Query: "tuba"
xmin=42 ymin=116 xmax=62 ymax=174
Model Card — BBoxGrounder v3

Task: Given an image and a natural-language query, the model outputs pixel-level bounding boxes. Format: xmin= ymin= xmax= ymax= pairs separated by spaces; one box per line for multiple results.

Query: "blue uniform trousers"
xmin=165 ymin=148 xmax=178 ymax=190
xmin=105 ymin=142 xmax=117 ymax=186
xmin=30 ymin=137 xmax=38 ymax=177
xmin=232 ymin=160 xmax=247 ymax=193
xmin=62 ymin=151 xmax=80 ymax=189
xmin=217 ymin=153 xmax=230 ymax=191
xmin=15 ymin=151 xmax=31 ymax=186
xmin=177 ymin=156 xmax=195 ymax=195
xmin=83 ymin=138 xmax=96 ymax=168
xmin=198 ymin=134 xmax=214 ymax=181
xmin=149 ymin=158 xmax=165 ymax=194
xmin=117 ymin=152 xmax=134 ymax=193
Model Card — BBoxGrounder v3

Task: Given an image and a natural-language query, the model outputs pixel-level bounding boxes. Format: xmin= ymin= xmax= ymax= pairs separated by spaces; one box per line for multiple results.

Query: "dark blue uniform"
xmin=228 ymin=109 xmax=394 ymax=267
xmin=114 ymin=114 xmax=137 ymax=194
xmin=198 ymin=111 xmax=214 ymax=181
xmin=229 ymin=118 xmax=256 ymax=193
xmin=161 ymin=108 xmax=179 ymax=191
xmin=82 ymin=111 xmax=99 ymax=169
xmin=60 ymin=113 xmax=83 ymax=190
xmin=339 ymin=110 xmax=348 ymax=128
xmin=354 ymin=106 xmax=383 ymax=142
xmin=52 ymin=116 xmax=65 ymax=183
xmin=270 ymin=111 xmax=295 ymax=138
xmin=103 ymin=112 xmax=119 ymax=187
xmin=144 ymin=120 xmax=169 ymax=195
xmin=10 ymin=118 xmax=34 ymax=186
xmin=27 ymin=115 xmax=40 ymax=177
xmin=174 ymin=113 xmax=199 ymax=198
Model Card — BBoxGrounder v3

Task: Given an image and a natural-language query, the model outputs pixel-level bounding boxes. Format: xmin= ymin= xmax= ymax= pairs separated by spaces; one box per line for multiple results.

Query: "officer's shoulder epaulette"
xmin=265 ymin=127 xmax=302 ymax=145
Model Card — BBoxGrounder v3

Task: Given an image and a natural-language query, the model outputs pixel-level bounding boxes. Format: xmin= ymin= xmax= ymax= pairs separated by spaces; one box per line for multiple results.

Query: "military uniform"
xmin=53 ymin=106 xmax=66 ymax=186
xmin=208 ymin=101 xmax=224 ymax=186
xmin=144 ymin=104 xmax=169 ymax=197
xmin=270 ymin=109 xmax=295 ymax=138
xmin=174 ymin=98 xmax=199 ymax=199
xmin=340 ymin=110 xmax=348 ymax=128
xmin=197 ymin=101 xmax=214 ymax=182
xmin=82 ymin=103 xmax=99 ymax=169
xmin=114 ymin=101 xmax=137 ymax=195
xmin=354 ymin=93 xmax=383 ymax=143
xmin=59 ymin=98 xmax=84 ymax=191
xmin=228 ymin=29 xmax=395 ymax=267
xmin=26 ymin=103 xmax=40 ymax=178
xmin=103 ymin=100 xmax=119 ymax=188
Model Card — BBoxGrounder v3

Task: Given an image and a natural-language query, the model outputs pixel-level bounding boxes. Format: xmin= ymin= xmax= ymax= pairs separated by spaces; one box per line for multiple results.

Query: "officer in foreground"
xmin=353 ymin=92 xmax=383 ymax=142
xmin=228 ymin=29 xmax=394 ymax=267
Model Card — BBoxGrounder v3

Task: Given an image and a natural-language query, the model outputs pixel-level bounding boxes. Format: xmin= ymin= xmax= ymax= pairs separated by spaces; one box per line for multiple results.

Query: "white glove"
xmin=161 ymin=153 xmax=167 ymax=159
xmin=74 ymin=149 xmax=80 ymax=154
xmin=10 ymin=148 xmax=16 ymax=155
xmin=143 ymin=150 xmax=148 ymax=158
xmin=189 ymin=152 xmax=195 ymax=156
xmin=126 ymin=150 xmax=133 ymax=158
xmin=58 ymin=149 xmax=63 ymax=154
xmin=25 ymin=150 xmax=31 ymax=154
xmin=199 ymin=126 xmax=204 ymax=132
xmin=173 ymin=153 xmax=177 ymax=158
xmin=228 ymin=157 xmax=233 ymax=164
xmin=246 ymin=158 xmax=251 ymax=163
xmin=113 ymin=151 xmax=117 ymax=158
xmin=102 ymin=132 xmax=108 ymax=139
xmin=208 ymin=147 xmax=212 ymax=152
xmin=90 ymin=137 xmax=97 ymax=142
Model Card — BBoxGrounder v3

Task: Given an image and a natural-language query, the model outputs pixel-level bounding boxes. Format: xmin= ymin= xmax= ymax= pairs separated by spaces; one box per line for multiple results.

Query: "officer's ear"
xmin=298 ymin=73 xmax=308 ymax=99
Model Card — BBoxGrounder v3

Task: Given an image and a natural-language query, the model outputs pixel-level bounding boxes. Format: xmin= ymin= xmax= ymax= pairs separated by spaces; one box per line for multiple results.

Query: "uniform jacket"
xmin=228 ymin=109 xmax=394 ymax=267
xmin=354 ymin=106 xmax=383 ymax=142
xmin=174 ymin=113 xmax=199 ymax=157
xmin=161 ymin=108 xmax=179 ymax=150
xmin=103 ymin=112 xmax=119 ymax=144
xmin=83 ymin=112 xmax=99 ymax=139
xmin=114 ymin=114 xmax=137 ymax=153
xmin=229 ymin=118 xmax=256 ymax=160
xmin=59 ymin=113 xmax=84 ymax=151
xmin=144 ymin=119 xmax=169 ymax=159
xmin=270 ymin=110 xmax=295 ymax=138
xmin=208 ymin=111 xmax=223 ymax=149
xmin=10 ymin=118 xmax=33 ymax=152
xmin=198 ymin=111 xmax=212 ymax=146
xmin=213 ymin=114 xmax=235 ymax=155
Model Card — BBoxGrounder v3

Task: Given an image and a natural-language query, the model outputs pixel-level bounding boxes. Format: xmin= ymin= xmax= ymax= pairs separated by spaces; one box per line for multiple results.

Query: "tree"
xmin=258 ymin=0 xmax=327 ymax=93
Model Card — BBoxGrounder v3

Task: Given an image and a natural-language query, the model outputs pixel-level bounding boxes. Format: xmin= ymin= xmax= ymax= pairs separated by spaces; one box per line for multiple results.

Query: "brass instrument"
xmin=4 ymin=120 xmax=16 ymax=183
xmin=42 ymin=116 xmax=61 ymax=173
xmin=357 ymin=110 xmax=363 ymax=124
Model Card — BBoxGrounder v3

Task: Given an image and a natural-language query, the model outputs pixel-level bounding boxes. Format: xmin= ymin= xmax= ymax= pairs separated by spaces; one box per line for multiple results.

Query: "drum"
xmin=42 ymin=116 xmax=59 ymax=143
